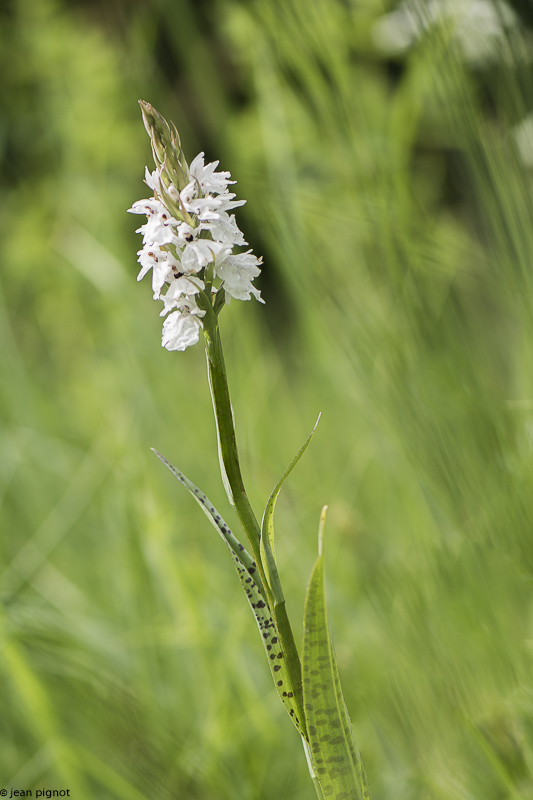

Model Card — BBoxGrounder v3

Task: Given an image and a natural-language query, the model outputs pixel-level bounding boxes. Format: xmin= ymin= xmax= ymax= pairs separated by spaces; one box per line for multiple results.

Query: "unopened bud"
xmin=138 ymin=100 xmax=189 ymax=192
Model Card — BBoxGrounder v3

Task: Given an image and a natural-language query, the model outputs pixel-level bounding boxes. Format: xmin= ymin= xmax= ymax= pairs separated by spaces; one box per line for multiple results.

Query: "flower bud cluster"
xmin=128 ymin=102 xmax=263 ymax=352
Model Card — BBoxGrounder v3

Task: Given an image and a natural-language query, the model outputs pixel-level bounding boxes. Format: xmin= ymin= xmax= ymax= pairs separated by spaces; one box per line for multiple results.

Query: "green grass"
xmin=2 ymin=0 xmax=533 ymax=797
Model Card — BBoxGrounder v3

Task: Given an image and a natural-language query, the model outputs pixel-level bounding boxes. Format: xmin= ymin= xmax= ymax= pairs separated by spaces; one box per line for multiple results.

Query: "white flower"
xmin=137 ymin=244 xmax=176 ymax=298
xmin=137 ymin=211 xmax=178 ymax=247
xmin=129 ymin=140 xmax=263 ymax=351
xmin=179 ymin=180 xmax=246 ymax=221
xmin=128 ymin=197 xmax=163 ymax=217
xmin=144 ymin=167 xmax=162 ymax=193
xmin=200 ymin=213 xmax=247 ymax=247
xmin=180 ymin=190 xmax=241 ymax=222
xmin=174 ymin=222 xmax=196 ymax=243
xmin=180 ymin=239 xmax=231 ymax=273
xmin=215 ymin=250 xmax=264 ymax=303
xmin=189 ymin=152 xmax=235 ymax=195
xmin=162 ymin=302 xmax=205 ymax=351
xmin=159 ymin=276 xmax=205 ymax=316
xmin=373 ymin=0 xmax=519 ymax=65
xmin=144 ymin=166 xmax=180 ymax=201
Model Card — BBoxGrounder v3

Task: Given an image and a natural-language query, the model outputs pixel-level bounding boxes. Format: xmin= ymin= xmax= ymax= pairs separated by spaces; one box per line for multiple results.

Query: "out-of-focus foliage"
xmin=2 ymin=0 xmax=533 ymax=797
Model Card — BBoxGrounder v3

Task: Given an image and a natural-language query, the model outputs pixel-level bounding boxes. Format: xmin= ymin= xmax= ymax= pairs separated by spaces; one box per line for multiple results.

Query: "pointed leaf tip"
xmin=259 ymin=414 xmax=322 ymax=606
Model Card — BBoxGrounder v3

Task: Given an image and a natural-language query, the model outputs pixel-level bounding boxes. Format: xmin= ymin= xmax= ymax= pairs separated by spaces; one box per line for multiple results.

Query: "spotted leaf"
xmin=153 ymin=449 xmax=262 ymax=592
xmin=153 ymin=449 xmax=307 ymax=739
xmin=302 ymin=507 xmax=371 ymax=800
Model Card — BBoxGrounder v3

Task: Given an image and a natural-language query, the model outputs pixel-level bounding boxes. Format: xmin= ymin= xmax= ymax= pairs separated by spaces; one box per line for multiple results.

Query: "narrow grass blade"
xmin=0 ymin=610 xmax=88 ymax=796
xmin=302 ymin=507 xmax=371 ymax=800
xmin=153 ymin=449 xmax=307 ymax=739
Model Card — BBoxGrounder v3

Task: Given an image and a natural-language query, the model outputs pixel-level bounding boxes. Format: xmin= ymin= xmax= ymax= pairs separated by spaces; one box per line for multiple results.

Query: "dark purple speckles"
xmin=274 ymin=665 xmax=281 ymax=672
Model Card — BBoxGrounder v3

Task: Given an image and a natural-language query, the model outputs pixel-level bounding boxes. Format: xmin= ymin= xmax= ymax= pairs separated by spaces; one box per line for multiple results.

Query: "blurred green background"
xmin=2 ymin=0 xmax=533 ymax=797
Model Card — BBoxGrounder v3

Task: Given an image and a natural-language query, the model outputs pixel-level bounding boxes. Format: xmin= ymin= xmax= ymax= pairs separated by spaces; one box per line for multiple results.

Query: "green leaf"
xmin=260 ymin=413 xmax=321 ymax=603
xmin=302 ymin=507 xmax=371 ymax=800
xmin=153 ymin=449 xmax=261 ymax=593
xmin=256 ymin=415 xmax=321 ymax=744
xmin=153 ymin=449 xmax=307 ymax=739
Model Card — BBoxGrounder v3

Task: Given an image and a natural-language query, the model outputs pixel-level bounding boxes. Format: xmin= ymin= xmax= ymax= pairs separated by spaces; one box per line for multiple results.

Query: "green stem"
xmin=201 ymin=300 xmax=265 ymax=583
xmin=201 ymin=295 xmax=313 ymax=785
